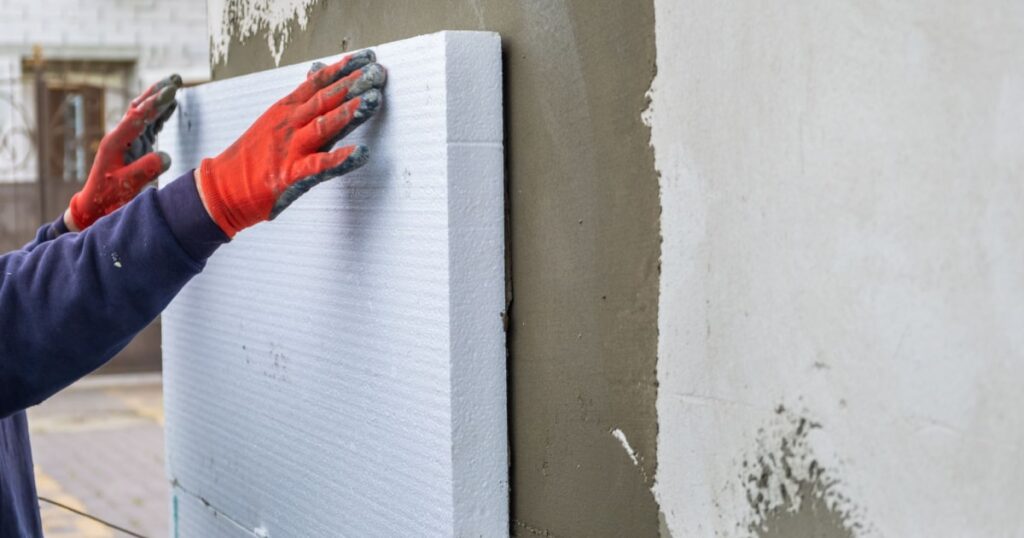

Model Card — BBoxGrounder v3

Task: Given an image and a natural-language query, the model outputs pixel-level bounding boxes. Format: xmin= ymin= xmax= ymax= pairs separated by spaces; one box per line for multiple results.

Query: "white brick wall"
xmin=0 ymin=0 xmax=208 ymax=82
xmin=0 ymin=0 xmax=209 ymax=182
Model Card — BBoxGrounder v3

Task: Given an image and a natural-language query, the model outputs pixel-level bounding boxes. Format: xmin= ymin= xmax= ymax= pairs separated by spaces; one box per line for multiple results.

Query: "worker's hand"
xmin=65 ymin=75 xmax=182 ymax=231
xmin=195 ymin=49 xmax=386 ymax=238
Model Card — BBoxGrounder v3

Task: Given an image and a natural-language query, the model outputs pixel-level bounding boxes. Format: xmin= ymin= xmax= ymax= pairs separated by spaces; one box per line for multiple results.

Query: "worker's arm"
xmin=20 ymin=214 xmax=72 ymax=253
xmin=0 ymin=172 xmax=225 ymax=418
xmin=0 ymin=76 xmax=184 ymax=416
xmin=0 ymin=51 xmax=384 ymax=418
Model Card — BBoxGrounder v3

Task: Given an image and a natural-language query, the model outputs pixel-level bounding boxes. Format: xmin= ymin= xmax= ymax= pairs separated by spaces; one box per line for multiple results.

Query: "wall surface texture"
xmin=209 ymin=0 xmax=1024 ymax=536
xmin=649 ymin=0 xmax=1024 ymax=536
xmin=208 ymin=2 xmax=664 ymax=536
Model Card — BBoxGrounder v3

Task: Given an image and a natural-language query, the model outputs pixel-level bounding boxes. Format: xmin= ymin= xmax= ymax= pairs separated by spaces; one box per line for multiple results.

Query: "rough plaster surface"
xmin=160 ymin=31 xmax=506 ymax=537
xmin=649 ymin=0 xmax=1024 ymax=536
xmin=207 ymin=0 xmax=317 ymax=66
xmin=208 ymin=2 xmax=665 ymax=536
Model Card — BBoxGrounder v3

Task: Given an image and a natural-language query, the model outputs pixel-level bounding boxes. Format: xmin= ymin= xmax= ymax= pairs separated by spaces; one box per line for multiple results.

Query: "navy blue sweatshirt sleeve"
xmin=0 ymin=171 xmax=228 ymax=418
xmin=22 ymin=212 xmax=71 ymax=252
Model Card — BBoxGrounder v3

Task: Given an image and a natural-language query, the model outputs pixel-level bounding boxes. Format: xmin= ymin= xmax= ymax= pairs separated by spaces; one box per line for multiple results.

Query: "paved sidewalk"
xmin=28 ymin=374 xmax=169 ymax=538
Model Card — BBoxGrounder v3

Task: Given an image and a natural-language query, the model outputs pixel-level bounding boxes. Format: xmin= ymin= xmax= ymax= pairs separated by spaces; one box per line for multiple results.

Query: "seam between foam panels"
xmin=172 ymin=480 xmax=264 ymax=537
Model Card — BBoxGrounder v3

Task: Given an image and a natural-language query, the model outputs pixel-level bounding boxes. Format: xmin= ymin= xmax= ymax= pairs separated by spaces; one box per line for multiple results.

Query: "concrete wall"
xmin=649 ymin=0 xmax=1024 ymax=536
xmin=211 ymin=0 xmax=1024 ymax=535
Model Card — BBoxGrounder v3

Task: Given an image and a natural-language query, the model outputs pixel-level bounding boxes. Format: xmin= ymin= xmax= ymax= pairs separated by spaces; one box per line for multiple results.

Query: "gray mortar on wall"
xmin=211 ymin=1 xmax=662 ymax=536
xmin=740 ymin=406 xmax=864 ymax=538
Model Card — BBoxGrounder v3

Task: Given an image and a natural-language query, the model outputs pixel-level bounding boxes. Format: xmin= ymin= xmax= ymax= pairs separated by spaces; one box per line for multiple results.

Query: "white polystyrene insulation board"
xmin=158 ymin=31 xmax=506 ymax=537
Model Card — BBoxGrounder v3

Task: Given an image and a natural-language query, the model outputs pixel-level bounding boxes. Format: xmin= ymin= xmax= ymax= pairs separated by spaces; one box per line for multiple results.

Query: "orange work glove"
xmin=196 ymin=49 xmax=386 ymax=238
xmin=67 ymin=75 xmax=182 ymax=231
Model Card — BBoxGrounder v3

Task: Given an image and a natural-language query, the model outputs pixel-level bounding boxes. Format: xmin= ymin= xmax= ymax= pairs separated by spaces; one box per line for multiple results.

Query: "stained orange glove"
xmin=67 ymin=75 xmax=182 ymax=231
xmin=197 ymin=50 xmax=386 ymax=238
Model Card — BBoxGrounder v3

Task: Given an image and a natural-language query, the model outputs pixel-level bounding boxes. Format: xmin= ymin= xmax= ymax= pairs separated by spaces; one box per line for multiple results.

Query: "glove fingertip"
xmin=358 ymin=49 xmax=377 ymax=64
xmin=339 ymin=49 xmax=376 ymax=78
xmin=346 ymin=144 xmax=371 ymax=171
xmin=156 ymin=86 xmax=178 ymax=108
xmin=308 ymin=61 xmax=328 ymax=78
xmin=359 ymin=89 xmax=382 ymax=112
xmin=158 ymin=151 xmax=172 ymax=173
xmin=324 ymin=144 xmax=371 ymax=179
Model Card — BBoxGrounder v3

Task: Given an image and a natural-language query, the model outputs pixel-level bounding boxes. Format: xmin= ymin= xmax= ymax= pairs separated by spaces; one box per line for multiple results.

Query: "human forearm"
xmin=0 ymin=172 xmax=226 ymax=417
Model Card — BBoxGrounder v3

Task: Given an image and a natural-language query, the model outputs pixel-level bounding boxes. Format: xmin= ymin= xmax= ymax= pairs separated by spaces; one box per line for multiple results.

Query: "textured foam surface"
xmin=159 ymin=31 xmax=506 ymax=537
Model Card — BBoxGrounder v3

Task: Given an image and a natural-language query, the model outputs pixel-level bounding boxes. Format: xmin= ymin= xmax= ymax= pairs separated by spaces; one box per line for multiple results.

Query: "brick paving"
xmin=27 ymin=374 xmax=169 ymax=538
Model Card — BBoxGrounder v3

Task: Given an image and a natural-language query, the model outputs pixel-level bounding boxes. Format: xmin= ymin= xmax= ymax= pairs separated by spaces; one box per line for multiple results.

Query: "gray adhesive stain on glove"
xmin=125 ymin=74 xmax=182 ymax=167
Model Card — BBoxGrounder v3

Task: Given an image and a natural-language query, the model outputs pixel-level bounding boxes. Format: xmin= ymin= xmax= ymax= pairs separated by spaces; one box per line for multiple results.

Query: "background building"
xmin=0 ymin=0 xmax=208 ymax=372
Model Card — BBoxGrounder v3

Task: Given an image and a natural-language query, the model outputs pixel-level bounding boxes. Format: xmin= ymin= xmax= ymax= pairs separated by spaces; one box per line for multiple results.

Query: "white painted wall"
xmin=0 ymin=0 xmax=208 ymax=182
xmin=648 ymin=0 xmax=1024 ymax=536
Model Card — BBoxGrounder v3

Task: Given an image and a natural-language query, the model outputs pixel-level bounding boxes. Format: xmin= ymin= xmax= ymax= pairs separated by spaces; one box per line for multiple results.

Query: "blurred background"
xmin=0 ymin=1 xmax=208 ymax=373
xmin=1 ymin=1 xmax=208 ymax=535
